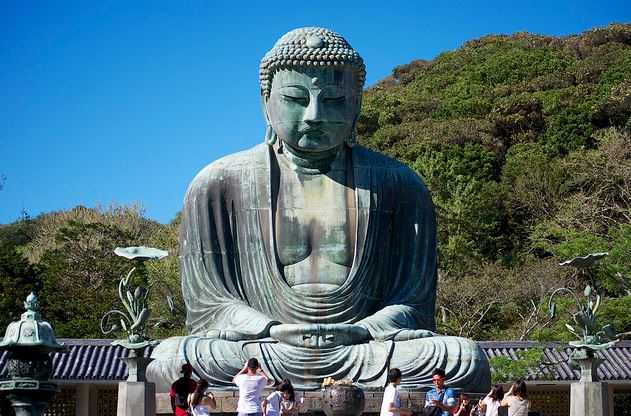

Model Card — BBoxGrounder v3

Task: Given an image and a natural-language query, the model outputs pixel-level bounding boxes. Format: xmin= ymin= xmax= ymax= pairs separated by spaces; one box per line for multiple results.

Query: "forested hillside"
xmin=1 ymin=24 xmax=630 ymax=341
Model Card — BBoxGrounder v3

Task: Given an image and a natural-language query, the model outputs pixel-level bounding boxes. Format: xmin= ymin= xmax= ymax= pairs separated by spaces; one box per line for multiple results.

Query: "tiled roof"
xmin=479 ymin=340 xmax=631 ymax=382
xmin=0 ymin=339 xmax=154 ymax=382
xmin=0 ymin=339 xmax=629 ymax=383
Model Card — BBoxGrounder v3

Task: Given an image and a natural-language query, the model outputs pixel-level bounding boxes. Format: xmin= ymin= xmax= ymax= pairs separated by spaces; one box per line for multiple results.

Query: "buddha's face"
xmin=265 ymin=66 xmax=360 ymax=153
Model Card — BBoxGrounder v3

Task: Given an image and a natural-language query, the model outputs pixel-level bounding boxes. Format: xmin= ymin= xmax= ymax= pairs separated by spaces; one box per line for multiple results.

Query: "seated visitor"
xmin=423 ymin=369 xmax=457 ymax=416
xmin=380 ymin=368 xmax=413 ymax=416
xmin=187 ymin=379 xmax=216 ymax=416
xmin=148 ymin=26 xmax=490 ymax=392
xmin=170 ymin=364 xmax=197 ymax=416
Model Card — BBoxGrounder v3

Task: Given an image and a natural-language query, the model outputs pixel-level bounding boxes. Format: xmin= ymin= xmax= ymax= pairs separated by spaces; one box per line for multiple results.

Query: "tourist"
xmin=500 ymin=380 xmax=529 ymax=416
xmin=170 ymin=363 xmax=198 ymax=416
xmin=380 ymin=368 xmax=413 ymax=416
xmin=233 ymin=358 xmax=272 ymax=416
xmin=453 ymin=393 xmax=475 ymax=416
xmin=478 ymin=385 xmax=504 ymax=416
xmin=263 ymin=379 xmax=300 ymax=415
xmin=187 ymin=379 xmax=216 ymax=415
xmin=423 ymin=368 xmax=457 ymax=416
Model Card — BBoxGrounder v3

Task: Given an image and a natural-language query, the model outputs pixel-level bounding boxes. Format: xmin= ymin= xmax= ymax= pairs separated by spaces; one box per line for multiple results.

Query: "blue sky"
xmin=2 ymin=1 xmax=630 ymax=224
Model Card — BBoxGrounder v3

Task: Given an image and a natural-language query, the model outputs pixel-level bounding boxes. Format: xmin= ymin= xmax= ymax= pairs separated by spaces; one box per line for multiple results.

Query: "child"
xmin=263 ymin=379 xmax=300 ymax=416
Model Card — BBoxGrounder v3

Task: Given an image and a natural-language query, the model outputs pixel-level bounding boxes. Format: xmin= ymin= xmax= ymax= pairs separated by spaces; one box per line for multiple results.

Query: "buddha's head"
xmin=260 ymin=27 xmax=365 ymax=155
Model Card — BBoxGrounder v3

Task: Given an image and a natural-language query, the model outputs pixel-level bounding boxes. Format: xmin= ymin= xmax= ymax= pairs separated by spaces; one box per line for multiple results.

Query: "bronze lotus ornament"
xmin=100 ymin=246 xmax=167 ymax=349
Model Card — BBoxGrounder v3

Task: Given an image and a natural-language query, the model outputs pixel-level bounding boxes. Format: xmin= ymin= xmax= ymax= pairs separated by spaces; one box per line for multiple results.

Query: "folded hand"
xmin=270 ymin=323 xmax=371 ymax=348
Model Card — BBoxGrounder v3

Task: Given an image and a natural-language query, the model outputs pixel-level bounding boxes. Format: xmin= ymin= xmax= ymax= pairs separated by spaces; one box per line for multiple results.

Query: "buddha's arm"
xmin=355 ymin=168 xmax=439 ymax=342
xmin=187 ymin=294 xmax=281 ymax=340
xmin=357 ymin=305 xmax=436 ymax=341
xmin=181 ymin=160 xmax=281 ymax=340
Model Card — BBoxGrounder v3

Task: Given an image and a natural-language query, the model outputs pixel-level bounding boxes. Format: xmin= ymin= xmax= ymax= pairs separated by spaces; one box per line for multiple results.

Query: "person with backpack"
xmin=170 ymin=363 xmax=198 ymax=416
xmin=423 ymin=368 xmax=457 ymax=416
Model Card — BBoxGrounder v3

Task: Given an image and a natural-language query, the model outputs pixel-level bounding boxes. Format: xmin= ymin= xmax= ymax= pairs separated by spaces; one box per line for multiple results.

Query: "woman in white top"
xmin=263 ymin=379 xmax=301 ymax=416
xmin=380 ymin=368 xmax=413 ymax=416
xmin=187 ymin=379 xmax=216 ymax=416
xmin=233 ymin=358 xmax=272 ymax=416
xmin=478 ymin=384 xmax=504 ymax=416
xmin=500 ymin=380 xmax=530 ymax=416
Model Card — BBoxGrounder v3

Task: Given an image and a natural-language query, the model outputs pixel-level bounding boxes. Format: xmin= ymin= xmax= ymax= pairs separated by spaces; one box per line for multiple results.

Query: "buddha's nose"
xmin=303 ymin=98 xmax=322 ymax=126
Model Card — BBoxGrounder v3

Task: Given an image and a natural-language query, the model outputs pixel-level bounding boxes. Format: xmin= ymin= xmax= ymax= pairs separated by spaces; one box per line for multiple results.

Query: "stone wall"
xmin=156 ymin=389 xmax=469 ymax=415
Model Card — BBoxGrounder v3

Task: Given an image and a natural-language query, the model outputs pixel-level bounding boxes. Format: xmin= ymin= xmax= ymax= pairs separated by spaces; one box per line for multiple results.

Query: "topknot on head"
xmin=259 ymin=27 xmax=366 ymax=98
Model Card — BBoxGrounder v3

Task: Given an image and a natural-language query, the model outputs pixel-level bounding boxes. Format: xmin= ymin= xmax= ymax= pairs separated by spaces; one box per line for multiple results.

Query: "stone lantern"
xmin=0 ymin=292 xmax=66 ymax=416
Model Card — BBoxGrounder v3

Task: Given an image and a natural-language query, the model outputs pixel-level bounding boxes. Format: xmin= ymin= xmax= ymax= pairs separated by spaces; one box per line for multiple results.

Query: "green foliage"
xmin=489 ymin=347 xmax=549 ymax=384
xmin=0 ymin=205 xmax=183 ymax=339
xmin=0 ymin=219 xmax=41 ymax=331
xmin=413 ymin=144 xmax=504 ymax=270
xmin=359 ymin=24 xmax=631 ymax=340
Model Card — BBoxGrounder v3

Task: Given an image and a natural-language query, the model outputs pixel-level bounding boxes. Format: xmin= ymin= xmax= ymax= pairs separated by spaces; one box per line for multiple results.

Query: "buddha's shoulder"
xmin=353 ymin=146 xmax=426 ymax=187
xmin=354 ymin=146 xmax=411 ymax=170
xmin=188 ymin=144 xmax=268 ymax=186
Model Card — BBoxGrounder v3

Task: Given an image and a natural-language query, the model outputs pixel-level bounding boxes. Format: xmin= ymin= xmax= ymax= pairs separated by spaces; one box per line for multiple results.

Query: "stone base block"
xmin=570 ymin=382 xmax=609 ymax=416
xmin=118 ymin=381 xmax=156 ymax=416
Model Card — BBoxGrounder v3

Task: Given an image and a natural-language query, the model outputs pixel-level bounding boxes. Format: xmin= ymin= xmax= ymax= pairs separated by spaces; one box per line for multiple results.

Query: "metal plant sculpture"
xmin=100 ymin=246 xmax=167 ymax=349
xmin=548 ymin=252 xmax=621 ymax=382
xmin=548 ymin=284 xmax=618 ymax=350
xmin=548 ymin=252 xmax=619 ymax=351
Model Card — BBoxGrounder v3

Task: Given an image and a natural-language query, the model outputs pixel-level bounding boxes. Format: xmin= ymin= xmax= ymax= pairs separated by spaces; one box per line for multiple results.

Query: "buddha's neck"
xmin=277 ymin=142 xmax=347 ymax=174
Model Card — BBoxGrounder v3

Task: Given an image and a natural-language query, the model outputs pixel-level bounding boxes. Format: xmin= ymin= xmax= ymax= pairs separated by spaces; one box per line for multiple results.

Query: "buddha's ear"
xmin=260 ymin=94 xmax=271 ymax=125
xmin=261 ymin=94 xmax=277 ymax=145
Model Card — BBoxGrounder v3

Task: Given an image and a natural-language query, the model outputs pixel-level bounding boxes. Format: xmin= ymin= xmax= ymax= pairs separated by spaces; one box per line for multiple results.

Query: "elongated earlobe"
xmin=264 ymin=125 xmax=277 ymax=145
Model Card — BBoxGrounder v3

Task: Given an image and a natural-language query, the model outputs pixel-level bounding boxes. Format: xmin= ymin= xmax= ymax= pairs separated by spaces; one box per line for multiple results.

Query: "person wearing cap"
xmin=423 ymin=369 xmax=457 ymax=416
xmin=170 ymin=363 xmax=198 ymax=416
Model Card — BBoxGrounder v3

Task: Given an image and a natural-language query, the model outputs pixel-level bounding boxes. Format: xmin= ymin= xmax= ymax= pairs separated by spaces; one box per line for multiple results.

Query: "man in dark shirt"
xmin=170 ymin=363 xmax=198 ymax=416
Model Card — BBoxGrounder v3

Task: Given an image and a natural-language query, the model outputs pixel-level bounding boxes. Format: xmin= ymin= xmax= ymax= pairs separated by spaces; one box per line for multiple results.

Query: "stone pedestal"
xmin=117 ymin=349 xmax=156 ymax=416
xmin=570 ymin=382 xmax=609 ymax=416
xmin=117 ymin=381 xmax=156 ymax=416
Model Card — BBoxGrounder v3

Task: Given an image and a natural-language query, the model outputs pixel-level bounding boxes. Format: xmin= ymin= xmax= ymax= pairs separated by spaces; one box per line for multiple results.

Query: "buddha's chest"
xmin=274 ymin=168 xmax=356 ymax=284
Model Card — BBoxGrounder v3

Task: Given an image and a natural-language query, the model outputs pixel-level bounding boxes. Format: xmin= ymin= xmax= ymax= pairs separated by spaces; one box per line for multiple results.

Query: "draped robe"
xmin=148 ymin=144 xmax=490 ymax=392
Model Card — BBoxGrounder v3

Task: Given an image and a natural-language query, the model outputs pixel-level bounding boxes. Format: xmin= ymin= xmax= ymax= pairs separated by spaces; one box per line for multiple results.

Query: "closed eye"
xmin=323 ymin=96 xmax=345 ymax=103
xmin=282 ymin=95 xmax=308 ymax=104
